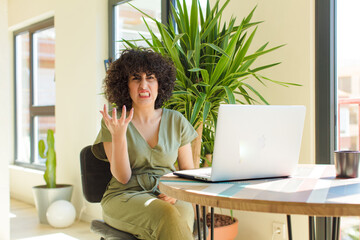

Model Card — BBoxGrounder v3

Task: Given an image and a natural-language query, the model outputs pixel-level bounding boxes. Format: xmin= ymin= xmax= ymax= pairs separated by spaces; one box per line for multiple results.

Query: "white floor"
xmin=10 ymin=199 xmax=99 ymax=240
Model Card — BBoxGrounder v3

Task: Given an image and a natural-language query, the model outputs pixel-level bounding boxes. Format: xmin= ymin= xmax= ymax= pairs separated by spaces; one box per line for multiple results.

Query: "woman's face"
xmin=128 ymin=72 xmax=158 ymax=108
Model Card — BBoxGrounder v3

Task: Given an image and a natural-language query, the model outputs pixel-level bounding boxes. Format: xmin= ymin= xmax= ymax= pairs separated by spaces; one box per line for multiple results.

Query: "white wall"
xmin=216 ymin=0 xmax=315 ymax=165
xmin=8 ymin=0 xmax=107 ymax=222
xmin=54 ymin=0 xmax=107 ymax=221
xmin=214 ymin=0 xmax=315 ymax=239
xmin=0 ymin=0 xmax=10 ymax=238
xmin=5 ymin=0 xmax=315 ymax=239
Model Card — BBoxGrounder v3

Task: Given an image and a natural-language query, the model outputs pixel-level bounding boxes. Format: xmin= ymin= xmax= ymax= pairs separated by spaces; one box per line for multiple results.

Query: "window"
xmin=183 ymin=0 xmax=207 ymax=15
xmin=315 ymin=0 xmax=336 ymax=165
xmin=338 ymin=76 xmax=352 ymax=94
xmin=337 ymin=1 xmax=360 ymax=152
xmin=317 ymin=0 xmax=360 ymax=238
xmin=14 ymin=18 xmax=55 ymax=169
xmin=109 ymin=0 xmax=170 ymax=60
xmin=108 ymin=0 xmax=207 ymax=61
xmin=336 ymin=1 xmax=360 ymax=238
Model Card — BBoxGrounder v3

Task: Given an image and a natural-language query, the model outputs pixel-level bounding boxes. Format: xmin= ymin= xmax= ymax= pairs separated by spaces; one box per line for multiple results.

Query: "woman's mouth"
xmin=139 ymin=91 xmax=150 ymax=97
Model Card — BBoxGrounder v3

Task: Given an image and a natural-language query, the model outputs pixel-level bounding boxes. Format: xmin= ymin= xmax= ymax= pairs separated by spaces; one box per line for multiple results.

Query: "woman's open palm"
xmin=100 ymin=104 xmax=134 ymax=137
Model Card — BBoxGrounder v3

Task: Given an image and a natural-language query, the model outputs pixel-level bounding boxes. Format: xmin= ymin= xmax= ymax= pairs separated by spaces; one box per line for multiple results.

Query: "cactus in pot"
xmin=38 ymin=129 xmax=56 ymax=188
xmin=33 ymin=129 xmax=73 ymax=224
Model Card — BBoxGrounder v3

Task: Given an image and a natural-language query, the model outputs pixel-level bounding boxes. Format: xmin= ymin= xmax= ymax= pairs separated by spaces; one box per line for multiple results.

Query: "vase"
xmin=206 ymin=215 xmax=239 ymax=240
xmin=32 ymin=184 xmax=73 ymax=224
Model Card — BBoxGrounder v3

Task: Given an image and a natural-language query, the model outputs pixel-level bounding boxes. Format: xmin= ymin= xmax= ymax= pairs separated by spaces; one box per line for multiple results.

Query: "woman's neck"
xmin=132 ymin=106 xmax=161 ymax=124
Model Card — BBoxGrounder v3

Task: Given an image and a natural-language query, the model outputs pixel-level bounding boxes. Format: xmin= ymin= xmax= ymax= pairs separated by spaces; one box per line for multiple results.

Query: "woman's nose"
xmin=139 ymin=78 xmax=147 ymax=89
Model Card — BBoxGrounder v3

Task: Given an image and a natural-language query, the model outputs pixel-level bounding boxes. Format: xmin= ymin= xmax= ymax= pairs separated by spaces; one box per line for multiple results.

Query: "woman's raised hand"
xmin=100 ymin=104 xmax=134 ymax=137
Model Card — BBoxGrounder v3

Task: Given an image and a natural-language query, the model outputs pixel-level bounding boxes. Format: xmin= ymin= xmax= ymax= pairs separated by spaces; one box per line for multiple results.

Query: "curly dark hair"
xmin=104 ymin=48 xmax=176 ymax=109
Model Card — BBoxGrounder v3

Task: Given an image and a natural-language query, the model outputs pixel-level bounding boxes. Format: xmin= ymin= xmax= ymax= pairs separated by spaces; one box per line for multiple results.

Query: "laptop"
xmin=174 ymin=104 xmax=306 ymax=182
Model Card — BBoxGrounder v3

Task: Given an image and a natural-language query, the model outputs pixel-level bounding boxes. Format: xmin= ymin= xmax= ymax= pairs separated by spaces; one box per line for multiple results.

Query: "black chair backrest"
xmin=80 ymin=145 xmax=112 ymax=203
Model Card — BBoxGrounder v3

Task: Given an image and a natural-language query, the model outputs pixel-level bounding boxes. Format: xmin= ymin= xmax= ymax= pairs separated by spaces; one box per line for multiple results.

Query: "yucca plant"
xmin=122 ymin=0 xmax=299 ymax=167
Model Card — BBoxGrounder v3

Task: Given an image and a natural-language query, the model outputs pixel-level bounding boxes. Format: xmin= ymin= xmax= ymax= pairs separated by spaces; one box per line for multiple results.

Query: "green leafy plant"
xmin=200 ymin=123 xmax=214 ymax=167
xmin=38 ymin=129 xmax=56 ymax=188
xmin=122 ymin=0 xmax=300 ymax=167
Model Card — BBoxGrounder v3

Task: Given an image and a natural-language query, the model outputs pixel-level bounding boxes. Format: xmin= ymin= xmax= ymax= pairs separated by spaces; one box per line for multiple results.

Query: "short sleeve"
xmin=179 ymin=113 xmax=198 ymax=147
xmin=91 ymin=118 xmax=112 ymax=161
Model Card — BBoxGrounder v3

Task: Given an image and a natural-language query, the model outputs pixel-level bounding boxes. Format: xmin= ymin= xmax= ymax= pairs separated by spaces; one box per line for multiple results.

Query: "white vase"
xmin=32 ymin=184 xmax=73 ymax=224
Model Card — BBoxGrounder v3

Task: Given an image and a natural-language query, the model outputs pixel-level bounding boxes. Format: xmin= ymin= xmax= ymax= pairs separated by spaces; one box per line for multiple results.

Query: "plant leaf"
xmin=228 ymin=26 xmax=257 ymax=74
xmin=223 ymin=86 xmax=236 ymax=104
xmin=203 ymin=101 xmax=211 ymax=125
xmin=249 ymin=62 xmax=281 ymax=73
xmin=243 ymin=44 xmax=285 ymax=61
xmin=172 ymin=33 xmax=185 ymax=48
xmin=200 ymin=69 xmax=210 ymax=84
xmin=201 ymin=0 xmax=230 ymax=41
xmin=38 ymin=140 xmax=46 ymax=159
xmin=202 ymin=43 xmax=229 ymax=58
xmin=190 ymin=93 xmax=206 ymax=125
xmin=242 ymin=82 xmax=269 ymax=105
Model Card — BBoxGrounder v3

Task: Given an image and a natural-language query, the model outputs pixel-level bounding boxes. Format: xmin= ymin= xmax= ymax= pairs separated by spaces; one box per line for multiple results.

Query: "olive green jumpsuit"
xmin=92 ymin=108 xmax=198 ymax=240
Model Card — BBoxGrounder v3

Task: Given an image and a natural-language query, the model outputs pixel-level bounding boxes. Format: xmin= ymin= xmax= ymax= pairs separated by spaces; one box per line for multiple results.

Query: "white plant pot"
xmin=32 ymin=184 xmax=73 ymax=224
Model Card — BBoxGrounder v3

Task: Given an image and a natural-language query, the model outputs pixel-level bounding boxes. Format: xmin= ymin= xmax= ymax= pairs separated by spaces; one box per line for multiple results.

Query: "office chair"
xmin=80 ymin=145 xmax=138 ymax=240
xmin=80 ymin=145 xmax=207 ymax=240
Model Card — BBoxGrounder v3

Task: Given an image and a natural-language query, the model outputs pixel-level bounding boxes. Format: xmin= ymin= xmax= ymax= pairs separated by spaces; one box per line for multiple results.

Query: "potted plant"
xmin=32 ymin=129 xmax=73 ymax=224
xmin=122 ymin=0 xmax=300 ymax=238
xmin=123 ymin=0 xmax=299 ymax=168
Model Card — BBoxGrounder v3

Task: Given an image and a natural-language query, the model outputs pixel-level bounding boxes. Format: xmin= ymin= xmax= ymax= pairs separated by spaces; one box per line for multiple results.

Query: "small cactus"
xmin=38 ymin=129 xmax=56 ymax=188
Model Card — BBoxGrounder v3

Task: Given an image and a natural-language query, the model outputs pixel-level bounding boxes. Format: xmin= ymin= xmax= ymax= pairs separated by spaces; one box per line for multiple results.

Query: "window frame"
xmin=315 ymin=0 xmax=337 ymax=238
xmin=315 ymin=0 xmax=337 ymax=165
xmin=13 ymin=17 xmax=55 ymax=170
xmin=108 ymin=0 xmax=175 ymax=61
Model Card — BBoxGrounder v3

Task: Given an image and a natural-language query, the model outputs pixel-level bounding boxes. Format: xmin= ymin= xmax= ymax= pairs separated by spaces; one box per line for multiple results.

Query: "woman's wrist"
xmin=112 ymin=134 xmax=126 ymax=142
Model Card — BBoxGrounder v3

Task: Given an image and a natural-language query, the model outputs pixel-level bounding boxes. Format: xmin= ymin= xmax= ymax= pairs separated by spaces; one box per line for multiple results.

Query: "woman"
xmin=92 ymin=49 xmax=198 ymax=239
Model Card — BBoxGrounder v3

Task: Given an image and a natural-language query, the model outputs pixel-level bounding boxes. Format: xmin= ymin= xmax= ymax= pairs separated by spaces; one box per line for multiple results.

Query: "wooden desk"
xmin=159 ymin=164 xmax=360 ymax=240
